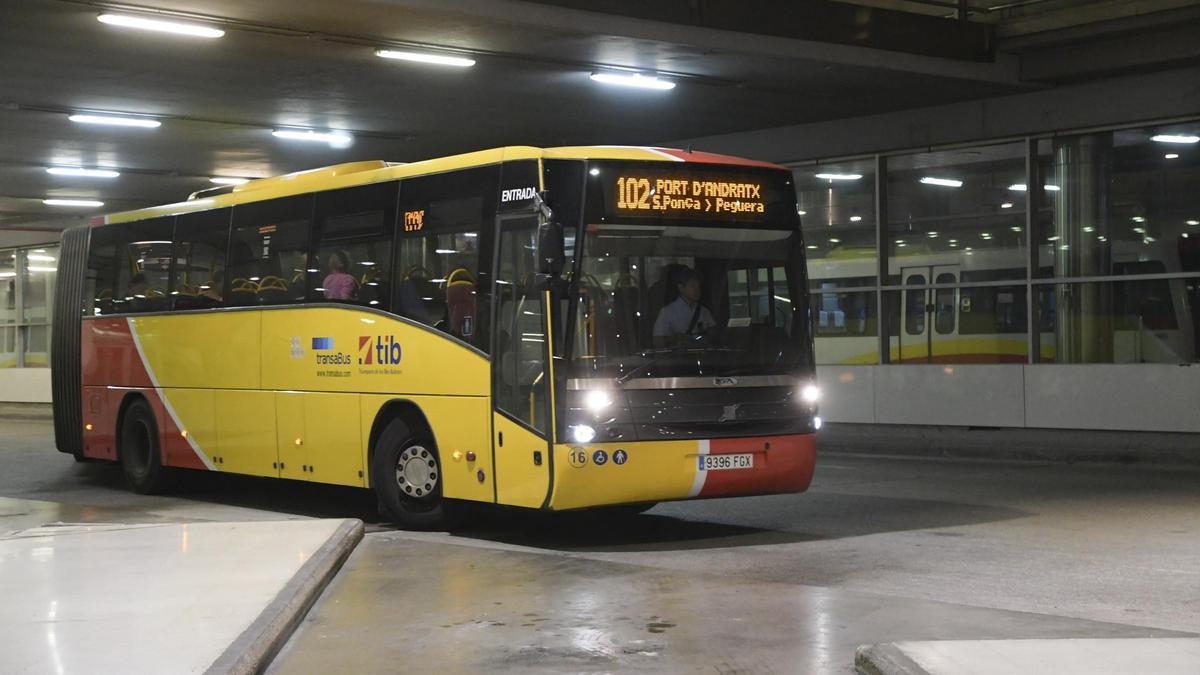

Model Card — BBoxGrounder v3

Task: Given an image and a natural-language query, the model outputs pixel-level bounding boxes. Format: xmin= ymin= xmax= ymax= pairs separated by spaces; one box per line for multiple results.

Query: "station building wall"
xmin=679 ymin=65 xmax=1200 ymax=434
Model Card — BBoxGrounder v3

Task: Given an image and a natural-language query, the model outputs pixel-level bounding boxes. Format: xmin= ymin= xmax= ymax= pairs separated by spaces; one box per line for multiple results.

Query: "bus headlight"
xmin=800 ymin=384 xmax=820 ymax=404
xmin=814 ymin=416 xmax=823 ymax=430
xmin=570 ymin=424 xmax=596 ymax=443
xmin=584 ymin=390 xmax=612 ymax=412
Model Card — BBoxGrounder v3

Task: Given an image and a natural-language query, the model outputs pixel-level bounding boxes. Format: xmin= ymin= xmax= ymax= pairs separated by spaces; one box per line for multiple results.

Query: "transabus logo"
xmin=359 ymin=335 xmax=402 ymax=365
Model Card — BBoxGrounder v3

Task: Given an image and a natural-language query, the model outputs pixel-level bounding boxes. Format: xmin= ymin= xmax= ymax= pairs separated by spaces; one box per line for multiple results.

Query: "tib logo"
xmin=359 ymin=335 xmax=402 ymax=365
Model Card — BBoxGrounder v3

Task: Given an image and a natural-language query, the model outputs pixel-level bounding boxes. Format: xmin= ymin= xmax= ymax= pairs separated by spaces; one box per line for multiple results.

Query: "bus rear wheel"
xmin=373 ymin=418 xmax=454 ymax=530
xmin=119 ymin=398 xmax=175 ymax=494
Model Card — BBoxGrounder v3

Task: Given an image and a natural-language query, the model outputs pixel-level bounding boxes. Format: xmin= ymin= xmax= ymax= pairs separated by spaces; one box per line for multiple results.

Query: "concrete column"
xmin=1052 ymin=134 xmax=1113 ymax=362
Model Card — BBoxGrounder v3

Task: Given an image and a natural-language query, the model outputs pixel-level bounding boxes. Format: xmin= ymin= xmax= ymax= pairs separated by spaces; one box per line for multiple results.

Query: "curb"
xmin=0 ymin=403 xmax=53 ymax=421
xmin=855 ymin=643 xmax=930 ymax=675
xmin=204 ymin=518 xmax=365 ymax=675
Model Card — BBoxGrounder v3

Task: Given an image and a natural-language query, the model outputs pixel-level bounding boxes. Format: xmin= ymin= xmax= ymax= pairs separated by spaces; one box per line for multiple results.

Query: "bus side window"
xmin=173 ymin=208 xmax=230 ymax=310
xmin=310 ymin=182 xmax=398 ymax=309
xmin=394 ymin=167 xmax=498 ymax=352
xmin=227 ymin=196 xmax=313 ymax=307
xmin=112 ymin=217 xmax=175 ymax=314
xmin=85 ymin=228 xmax=119 ymax=316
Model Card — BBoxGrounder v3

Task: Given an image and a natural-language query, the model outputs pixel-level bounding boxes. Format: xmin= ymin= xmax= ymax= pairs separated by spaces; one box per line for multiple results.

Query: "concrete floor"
xmin=3 ymin=418 xmax=1199 ymax=673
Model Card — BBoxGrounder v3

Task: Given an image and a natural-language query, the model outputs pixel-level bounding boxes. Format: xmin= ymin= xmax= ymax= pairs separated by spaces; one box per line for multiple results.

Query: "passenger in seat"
xmin=653 ymin=268 xmax=715 ymax=346
xmin=322 ymin=251 xmax=357 ymax=301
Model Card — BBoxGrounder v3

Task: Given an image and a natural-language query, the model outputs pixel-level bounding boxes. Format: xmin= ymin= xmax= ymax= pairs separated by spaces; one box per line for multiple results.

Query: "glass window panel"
xmin=21 ymin=246 xmax=58 ymax=324
xmin=1035 ymin=279 xmax=1199 ymax=363
xmin=22 ymin=324 xmax=49 ymax=368
xmin=905 ymin=274 xmax=926 ymax=335
xmin=172 ymin=209 xmax=229 ymax=310
xmin=887 ymin=142 xmax=1027 ymax=280
xmin=796 ymin=159 xmax=877 ymax=288
xmin=812 ymin=289 xmax=878 ymax=365
xmin=228 ymin=196 xmax=312 ymax=306
xmin=493 ymin=217 xmax=548 ymax=432
xmin=887 ymin=285 xmax=1030 ymax=364
xmin=0 ymin=325 xmax=15 ymax=368
xmin=934 ymin=274 xmax=956 ymax=335
xmin=112 ymin=218 xmax=174 ymax=314
xmin=311 ymin=182 xmax=398 ymax=309
xmin=395 ymin=168 xmax=497 ymax=351
xmin=85 ymin=228 xmax=119 ymax=316
xmin=0 ymin=250 xmax=15 ymax=326
xmin=1037 ymin=125 xmax=1200 ymax=278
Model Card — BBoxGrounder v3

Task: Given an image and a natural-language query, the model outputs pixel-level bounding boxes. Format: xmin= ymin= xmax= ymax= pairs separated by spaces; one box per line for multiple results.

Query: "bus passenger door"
xmin=490 ymin=214 xmax=552 ymax=508
xmin=897 ymin=266 xmax=959 ymax=363
xmin=897 ymin=268 xmax=930 ymax=363
xmin=929 ymin=265 xmax=959 ymax=362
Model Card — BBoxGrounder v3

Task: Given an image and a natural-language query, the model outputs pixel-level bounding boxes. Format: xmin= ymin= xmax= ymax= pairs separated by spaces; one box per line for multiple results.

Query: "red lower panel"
xmin=79 ymin=320 xmax=209 ymax=470
xmin=698 ymin=434 xmax=816 ymax=498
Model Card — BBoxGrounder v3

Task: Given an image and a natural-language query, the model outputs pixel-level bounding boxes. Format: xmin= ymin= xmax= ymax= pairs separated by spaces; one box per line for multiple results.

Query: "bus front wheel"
xmin=119 ymin=398 xmax=175 ymax=494
xmin=372 ymin=418 xmax=454 ymax=530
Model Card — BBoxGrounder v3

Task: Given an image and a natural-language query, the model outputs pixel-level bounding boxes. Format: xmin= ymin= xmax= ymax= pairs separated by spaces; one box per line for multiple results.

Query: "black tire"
xmin=372 ymin=417 xmax=456 ymax=530
xmin=119 ymin=398 xmax=175 ymax=494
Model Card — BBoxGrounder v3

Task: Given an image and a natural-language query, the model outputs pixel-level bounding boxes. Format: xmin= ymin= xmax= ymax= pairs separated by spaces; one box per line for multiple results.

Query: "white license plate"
xmin=699 ymin=453 xmax=754 ymax=471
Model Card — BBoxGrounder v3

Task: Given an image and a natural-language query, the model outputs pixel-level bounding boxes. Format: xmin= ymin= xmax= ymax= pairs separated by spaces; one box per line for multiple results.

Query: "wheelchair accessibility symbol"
xmin=592 ymin=449 xmax=608 ymax=466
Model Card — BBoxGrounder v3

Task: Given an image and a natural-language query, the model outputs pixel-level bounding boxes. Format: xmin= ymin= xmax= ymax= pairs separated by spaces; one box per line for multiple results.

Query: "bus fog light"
xmin=584 ymin=390 xmax=612 ymax=412
xmin=801 ymin=384 xmax=820 ymax=404
xmin=570 ymin=425 xmax=596 ymax=443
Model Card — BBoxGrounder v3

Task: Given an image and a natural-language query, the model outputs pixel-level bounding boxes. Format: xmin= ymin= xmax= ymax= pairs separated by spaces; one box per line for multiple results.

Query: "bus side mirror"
xmin=537 ymin=221 xmax=565 ymax=278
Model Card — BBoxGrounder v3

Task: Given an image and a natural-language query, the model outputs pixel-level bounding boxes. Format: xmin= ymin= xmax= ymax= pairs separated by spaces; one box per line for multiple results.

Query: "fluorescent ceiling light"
xmin=920 ymin=176 xmax=963 ymax=188
xmin=375 ymin=49 xmax=475 ymax=67
xmin=849 ymin=215 xmax=862 ymax=222
xmin=1008 ymin=183 xmax=1059 ymax=192
xmin=69 ymin=113 xmax=161 ymax=128
xmin=590 ymin=72 xmax=675 ymax=90
xmin=98 ymin=13 xmax=224 ymax=38
xmin=210 ymin=176 xmax=250 ymax=185
xmin=815 ymin=173 xmax=862 ymax=181
xmin=1150 ymin=134 xmax=1199 ymax=144
xmin=797 ymin=209 xmax=806 ymax=216
xmin=272 ymin=129 xmax=353 ymax=148
xmin=1000 ymin=202 xmax=1013 ymax=209
xmin=1187 ymin=220 xmax=1199 ymax=226
xmin=1131 ymin=216 xmax=1145 ymax=223
xmin=43 ymin=198 xmax=104 ymax=207
xmin=1165 ymin=153 xmax=1180 ymax=159
xmin=46 ymin=167 xmax=120 ymax=178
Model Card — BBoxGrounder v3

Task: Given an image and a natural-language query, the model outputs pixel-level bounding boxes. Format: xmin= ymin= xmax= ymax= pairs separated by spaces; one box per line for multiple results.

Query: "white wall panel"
xmin=874 ymin=365 xmax=1025 ymax=427
xmin=0 ymin=369 xmax=52 ymax=403
xmin=1024 ymin=365 xmax=1200 ymax=434
xmin=815 ymin=365 xmax=875 ymax=423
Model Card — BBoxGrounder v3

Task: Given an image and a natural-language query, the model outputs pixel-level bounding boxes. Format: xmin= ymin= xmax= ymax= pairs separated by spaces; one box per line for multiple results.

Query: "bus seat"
xmin=445 ymin=267 xmax=477 ymax=339
xmin=257 ymin=275 xmax=290 ymax=304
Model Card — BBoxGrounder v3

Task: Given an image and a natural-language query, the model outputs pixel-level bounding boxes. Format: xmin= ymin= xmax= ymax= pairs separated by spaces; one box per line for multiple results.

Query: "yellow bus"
xmin=51 ymin=146 xmax=820 ymax=528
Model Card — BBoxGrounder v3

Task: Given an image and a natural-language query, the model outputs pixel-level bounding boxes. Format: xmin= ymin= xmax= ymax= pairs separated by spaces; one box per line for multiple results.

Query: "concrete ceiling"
xmin=1 ymin=0 xmax=1196 ymax=234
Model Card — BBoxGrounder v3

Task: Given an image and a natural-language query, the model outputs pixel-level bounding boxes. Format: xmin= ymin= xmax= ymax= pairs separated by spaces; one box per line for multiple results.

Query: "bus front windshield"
xmin=564 ymin=221 xmax=810 ymax=384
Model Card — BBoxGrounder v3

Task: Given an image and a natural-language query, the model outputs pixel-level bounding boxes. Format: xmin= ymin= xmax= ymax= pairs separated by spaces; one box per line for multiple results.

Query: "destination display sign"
xmin=597 ymin=163 xmax=794 ymax=224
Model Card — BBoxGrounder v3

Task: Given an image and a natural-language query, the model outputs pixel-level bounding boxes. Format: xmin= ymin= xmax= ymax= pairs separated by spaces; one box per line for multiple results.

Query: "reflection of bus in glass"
xmin=810 ymin=242 xmax=1196 ymax=364
xmin=51 ymin=147 xmax=819 ymax=528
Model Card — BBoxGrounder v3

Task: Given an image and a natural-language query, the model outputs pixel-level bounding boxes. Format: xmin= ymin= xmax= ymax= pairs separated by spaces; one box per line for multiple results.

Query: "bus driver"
xmin=653 ymin=268 xmax=715 ymax=346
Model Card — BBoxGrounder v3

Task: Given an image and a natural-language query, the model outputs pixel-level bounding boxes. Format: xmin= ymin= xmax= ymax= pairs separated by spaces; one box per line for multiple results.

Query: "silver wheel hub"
xmin=395 ymin=445 xmax=438 ymax=499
